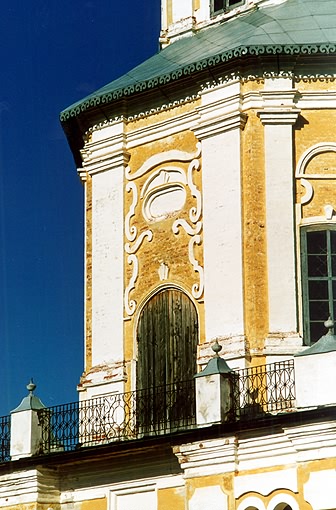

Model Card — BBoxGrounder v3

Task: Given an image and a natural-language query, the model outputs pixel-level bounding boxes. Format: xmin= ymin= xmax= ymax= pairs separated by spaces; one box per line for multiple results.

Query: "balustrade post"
xmin=194 ymin=342 xmax=235 ymax=426
xmin=295 ymin=319 xmax=336 ymax=408
xmin=10 ymin=381 xmax=46 ymax=460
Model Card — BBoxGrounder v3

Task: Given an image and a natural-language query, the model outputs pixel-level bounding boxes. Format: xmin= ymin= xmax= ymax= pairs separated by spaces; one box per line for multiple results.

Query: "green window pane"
xmin=213 ymin=0 xmax=224 ymax=11
xmin=302 ymin=227 xmax=336 ymax=344
xmin=332 ymin=255 xmax=336 ymax=276
xmin=307 ymin=230 xmax=327 ymax=255
xmin=308 ymin=254 xmax=327 ymax=276
xmin=309 ymin=300 xmax=329 ymax=320
xmin=308 ymin=280 xmax=328 ymax=299
xmin=331 ymin=231 xmax=336 ymax=253
xmin=310 ymin=321 xmax=326 ymax=343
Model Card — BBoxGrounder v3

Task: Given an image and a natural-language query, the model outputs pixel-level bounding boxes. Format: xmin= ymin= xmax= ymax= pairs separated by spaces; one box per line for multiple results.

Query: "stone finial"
xmin=295 ymin=316 xmax=336 ymax=357
xmin=27 ymin=379 xmax=36 ymax=394
xmin=11 ymin=379 xmax=46 ymax=413
xmin=325 ymin=317 xmax=334 ymax=335
xmin=212 ymin=340 xmax=222 ymax=356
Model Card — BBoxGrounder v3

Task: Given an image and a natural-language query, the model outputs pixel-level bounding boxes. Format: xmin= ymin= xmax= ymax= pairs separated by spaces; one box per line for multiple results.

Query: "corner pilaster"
xmin=258 ymin=80 xmax=301 ymax=356
xmin=193 ymin=81 xmax=246 ymax=361
xmin=78 ymin=119 xmax=129 ymax=399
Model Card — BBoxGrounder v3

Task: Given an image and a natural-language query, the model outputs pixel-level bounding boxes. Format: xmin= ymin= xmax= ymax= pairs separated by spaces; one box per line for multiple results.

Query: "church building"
xmin=1 ymin=0 xmax=336 ymax=509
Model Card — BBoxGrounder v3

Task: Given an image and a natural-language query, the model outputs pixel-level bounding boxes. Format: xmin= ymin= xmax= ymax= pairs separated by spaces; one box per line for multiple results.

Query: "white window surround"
xmin=295 ymin=142 xmax=336 ymax=343
xmin=267 ymin=493 xmax=298 ymax=510
xmin=211 ymin=0 xmax=245 ymax=17
xmin=237 ymin=496 xmax=266 ymax=510
xmin=109 ymin=482 xmax=157 ymax=510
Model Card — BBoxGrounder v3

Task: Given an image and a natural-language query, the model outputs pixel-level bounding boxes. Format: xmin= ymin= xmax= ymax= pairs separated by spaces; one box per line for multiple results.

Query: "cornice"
xmin=285 ymin=421 xmax=336 ymax=462
xmin=193 ymin=110 xmax=247 ymax=139
xmin=80 ymin=125 xmax=129 ymax=175
xmin=61 ymin=45 xmax=336 ymax=122
xmin=173 ymin=437 xmax=238 ymax=477
xmin=126 ymin=109 xmax=199 ymax=148
xmin=82 ymin=152 xmax=130 ymax=176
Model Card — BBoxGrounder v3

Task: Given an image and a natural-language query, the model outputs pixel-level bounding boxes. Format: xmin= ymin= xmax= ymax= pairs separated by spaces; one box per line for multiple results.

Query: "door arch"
xmin=136 ymin=287 xmax=198 ymax=431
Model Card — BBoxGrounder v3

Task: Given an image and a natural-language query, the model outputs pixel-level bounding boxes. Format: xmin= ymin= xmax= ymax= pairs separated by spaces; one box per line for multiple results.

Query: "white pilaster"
xmin=258 ymin=80 xmax=300 ymax=336
xmin=193 ymin=82 xmax=246 ymax=345
xmin=80 ymin=120 xmax=128 ymax=383
xmin=172 ymin=0 xmax=192 ymax=23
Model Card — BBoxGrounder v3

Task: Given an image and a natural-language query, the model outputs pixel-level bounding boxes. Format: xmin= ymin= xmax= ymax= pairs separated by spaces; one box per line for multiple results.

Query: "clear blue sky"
xmin=0 ymin=1 xmax=160 ymax=415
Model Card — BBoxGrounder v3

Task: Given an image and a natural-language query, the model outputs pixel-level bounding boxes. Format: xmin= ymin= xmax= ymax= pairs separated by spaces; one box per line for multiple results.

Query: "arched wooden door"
xmin=136 ymin=288 xmax=198 ymax=431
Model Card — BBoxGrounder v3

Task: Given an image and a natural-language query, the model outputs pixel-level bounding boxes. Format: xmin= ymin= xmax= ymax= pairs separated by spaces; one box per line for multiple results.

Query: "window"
xmin=212 ymin=0 xmax=244 ymax=16
xmin=301 ymin=226 xmax=336 ymax=344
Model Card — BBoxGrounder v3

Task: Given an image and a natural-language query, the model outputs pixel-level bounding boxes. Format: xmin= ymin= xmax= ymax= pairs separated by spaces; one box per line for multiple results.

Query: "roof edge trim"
xmin=60 ymin=42 xmax=336 ymax=122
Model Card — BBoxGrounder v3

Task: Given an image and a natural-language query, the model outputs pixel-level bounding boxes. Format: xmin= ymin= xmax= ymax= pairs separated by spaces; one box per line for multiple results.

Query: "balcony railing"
xmin=233 ymin=359 xmax=295 ymax=419
xmin=0 ymin=415 xmax=10 ymax=462
xmin=37 ymin=379 xmax=196 ymax=453
xmin=0 ymin=361 xmax=295 ymax=460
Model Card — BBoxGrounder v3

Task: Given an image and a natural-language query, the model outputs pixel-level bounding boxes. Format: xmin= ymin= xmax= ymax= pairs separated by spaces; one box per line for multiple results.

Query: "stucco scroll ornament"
xmin=172 ymin=220 xmax=204 ymax=300
xmin=187 ymin=158 xmax=202 ymax=223
xmin=125 ymin=182 xmax=138 ymax=242
xmin=125 ymin=143 xmax=201 ymax=181
xmin=124 ymin=229 xmax=153 ymax=317
xmin=124 ymin=255 xmax=138 ymax=316
xmin=125 ymin=230 xmax=153 ymax=255
xmin=124 ymin=181 xmax=153 ymax=315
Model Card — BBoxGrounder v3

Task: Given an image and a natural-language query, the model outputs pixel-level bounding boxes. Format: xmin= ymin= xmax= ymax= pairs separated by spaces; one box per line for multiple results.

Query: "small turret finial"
xmin=26 ymin=379 xmax=36 ymax=395
xmin=212 ymin=340 xmax=222 ymax=356
xmin=324 ymin=317 xmax=334 ymax=335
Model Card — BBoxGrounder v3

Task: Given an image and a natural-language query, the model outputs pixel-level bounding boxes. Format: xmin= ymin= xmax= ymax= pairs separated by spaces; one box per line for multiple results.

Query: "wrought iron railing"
xmin=232 ymin=360 xmax=295 ymax=419
xmin=38 ymin=379 xmax=196 ymax=453
xmin=0 ymin=361 xmax=296 ymax=460
xmin=0 ymin=415 xmax=10 ymax=462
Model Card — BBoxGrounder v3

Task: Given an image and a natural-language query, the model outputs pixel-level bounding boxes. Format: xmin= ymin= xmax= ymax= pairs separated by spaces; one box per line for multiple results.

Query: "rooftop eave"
xmin=60 ymin=42 xmax=336 ymax=124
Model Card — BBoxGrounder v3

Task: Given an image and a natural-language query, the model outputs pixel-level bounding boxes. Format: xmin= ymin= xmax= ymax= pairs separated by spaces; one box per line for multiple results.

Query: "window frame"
xmin=211 ymin=0 xmax=245 ymax=17
xmin=301 ymin=224 xmax=336 ymax=345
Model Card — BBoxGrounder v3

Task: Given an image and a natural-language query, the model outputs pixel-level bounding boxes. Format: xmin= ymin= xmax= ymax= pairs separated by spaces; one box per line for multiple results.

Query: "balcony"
xmin=0 ymin=360 xmax=295 ymax=462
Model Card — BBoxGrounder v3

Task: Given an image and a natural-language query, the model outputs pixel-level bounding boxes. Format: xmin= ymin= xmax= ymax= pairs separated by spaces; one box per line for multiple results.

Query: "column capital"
xmin=258 ymin=108 xmax=300 ymax=125
xmin=79 ymin=118 xmax=129 ymax=175
xmin=193 ymin=111 xmax=247 ymax=140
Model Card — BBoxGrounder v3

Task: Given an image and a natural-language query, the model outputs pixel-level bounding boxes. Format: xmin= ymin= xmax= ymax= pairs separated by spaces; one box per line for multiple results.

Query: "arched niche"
xmin=136 ymin=287 xmax=198 ymax=430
